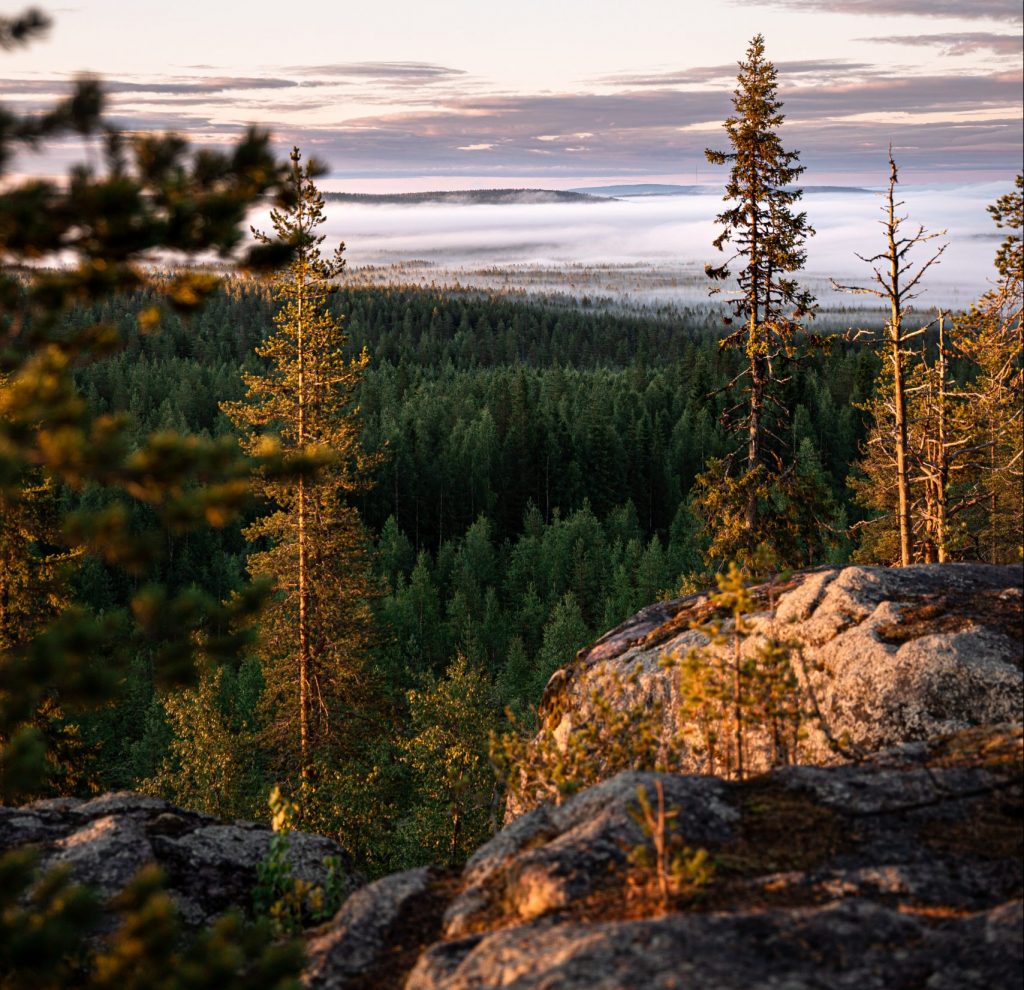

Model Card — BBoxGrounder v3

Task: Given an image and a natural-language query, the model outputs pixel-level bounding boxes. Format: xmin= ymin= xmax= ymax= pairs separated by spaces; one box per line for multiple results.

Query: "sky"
xmin=2 ymin=0 xmax=1021 ymax=189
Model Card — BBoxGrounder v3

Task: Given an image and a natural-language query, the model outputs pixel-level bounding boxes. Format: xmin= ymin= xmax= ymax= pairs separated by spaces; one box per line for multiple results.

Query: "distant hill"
xmin=323 ymin=188 xmax=612 ymax=206
xmin=568 ymin=184 xmax=710 ymax=197
xmin=801 ymin=185 xmax=875 ymax=195
xmin=569 ymin=183 xmax=874 ymax=197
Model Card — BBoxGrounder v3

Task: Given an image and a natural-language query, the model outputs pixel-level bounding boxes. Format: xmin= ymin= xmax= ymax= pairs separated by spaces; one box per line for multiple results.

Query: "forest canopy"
xmin=0 ymin=18 xmax=1020 ymax=986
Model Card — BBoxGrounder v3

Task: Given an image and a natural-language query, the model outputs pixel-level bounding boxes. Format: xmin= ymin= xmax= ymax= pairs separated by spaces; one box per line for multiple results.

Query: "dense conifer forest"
xmin=54 ymin=202 xmax=1018 ymax=866
xmin=1 ymin=12 xmax=1020 ymax=984
xmin=53 ymin=280 xmax=885 ymax=825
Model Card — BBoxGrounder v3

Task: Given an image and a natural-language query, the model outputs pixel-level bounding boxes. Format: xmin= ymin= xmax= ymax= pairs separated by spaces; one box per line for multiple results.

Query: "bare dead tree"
xmin=833 ymin=150 xmax=947 ymax=566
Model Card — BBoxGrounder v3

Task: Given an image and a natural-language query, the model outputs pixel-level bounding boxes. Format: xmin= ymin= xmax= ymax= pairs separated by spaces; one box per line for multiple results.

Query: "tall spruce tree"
xmin=222 ymin=148 xmax=379 ymax=786
xmin=697 ymin=33 xmax=818 ymax=567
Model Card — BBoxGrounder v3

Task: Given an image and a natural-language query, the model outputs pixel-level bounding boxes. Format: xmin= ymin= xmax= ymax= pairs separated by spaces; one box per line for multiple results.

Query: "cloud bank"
xmin=4 ymin=17 xmax=1020 ymax=183
xmin=858 ymin=33 xmax=1023 ymax=56
xmin=271 ymin=184 xmax=1008 ymax=308
xmin=746 ymin=0 xmax=1022 ymax=21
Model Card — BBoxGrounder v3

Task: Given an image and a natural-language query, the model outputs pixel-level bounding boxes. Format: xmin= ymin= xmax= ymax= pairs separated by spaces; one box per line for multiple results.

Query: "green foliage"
xmin=0 ymin=850 xmax=97 ymax=985
xmin=989 ymin=174 xmax=1023 ymax=283
xmin=493 ymin=670 xmax=680 ymax=813
xmin=693 ymin=447 xmax=843 ymax=574
xmin=222 ymin=149 xmax=381 ymax=791
xmin=0 ymin=854 xmax=301 ymax=990
xmin=182 ymin=150 xmax=399 ymax=873
xmin=0 ymin=10 xmax=304 ymax=984
xmin=398 ymin=655 xmax=498 ymax=866
xmin=534 ymin=592 xmax=590 ymax=696
xmin=44 ymin=283 xmax=873 ymax=748
xmin=670 ymin=564 xmax=805 ymax=780
xmin=292 ymin=746 xmax=403 ymax=877
xmin=850 ymin=175 xmax=1022 ymax=565
xmin=146 ymin=665 xmax=263 ymax=820
xmin=251 ymin=787 xmax=347 ymax=936
xmin=692 ymin=460 xmax=774 ymax=573
xmin=60 ymin=277 xmax=868 ymax=568
xmin=701 ymin=33 xmax=820 ymax=562
xmin=944 ymin=176 xmax=1022 ymax=564
xmin=704 ymin=34 xmax=815 ymax=329
xmin=492 ymin=562 xmax=810 ymax=816
xmin=253 ymin=787 xmax=302 ymax=934
xmin=0 ymin=15 xmax=294 ymax=801
xmin=626 ymin=781 xmax=714 ymax=912
xmin=90 ymin=866 xmax=303 ymax=990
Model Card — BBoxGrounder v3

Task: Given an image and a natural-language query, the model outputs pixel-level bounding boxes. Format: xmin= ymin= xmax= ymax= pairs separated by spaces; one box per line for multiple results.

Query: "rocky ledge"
xmin=536 ymin=563 xmax=1023 ymax=783
xmin=0 ymin=791 xmax=351 ymax=928
xmin=305 ymin=724 xmax=1023 ymax=989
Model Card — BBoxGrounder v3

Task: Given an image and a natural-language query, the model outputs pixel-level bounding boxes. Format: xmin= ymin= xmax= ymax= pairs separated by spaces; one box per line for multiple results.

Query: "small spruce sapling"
xmin=626 ymin=780 xmax=714 ymax=913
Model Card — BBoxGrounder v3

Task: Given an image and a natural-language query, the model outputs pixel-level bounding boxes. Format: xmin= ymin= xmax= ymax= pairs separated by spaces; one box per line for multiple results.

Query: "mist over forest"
xmin=259 ymin=183 xmax=1008 ymax=308
xmin=2 ymin=4 xmax=1022 ymax=987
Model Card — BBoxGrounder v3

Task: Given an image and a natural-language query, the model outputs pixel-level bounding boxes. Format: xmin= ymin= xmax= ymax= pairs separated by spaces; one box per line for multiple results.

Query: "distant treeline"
xmin=70 ymin=278 xmax=878 ymax=653
xmin=323 ymin=188 xmax=611 ymax=206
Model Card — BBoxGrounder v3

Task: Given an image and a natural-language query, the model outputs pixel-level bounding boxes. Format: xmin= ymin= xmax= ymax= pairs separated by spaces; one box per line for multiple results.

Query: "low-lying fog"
xmin=261 ymin=184 xmax=1011 ymax=309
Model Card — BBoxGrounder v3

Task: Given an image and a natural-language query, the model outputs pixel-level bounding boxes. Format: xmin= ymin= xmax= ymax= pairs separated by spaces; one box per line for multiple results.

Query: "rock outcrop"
xmin=296 ymin=565 xmax=1023 ymax=988
xmin=9 ymin=730 xmax=1019 ymax=987
xmin=306 ymin=724 xmax=1023 ymax=989
xmin=6 ymin=566 xmax=1021 ymax=988
xmin=304 ymin=866 xmax=452 ymax=990
xmin=537 ymin=563 xmax=1022 ymax=782
xmin=0 ymin=791 xmax=351 ymax=928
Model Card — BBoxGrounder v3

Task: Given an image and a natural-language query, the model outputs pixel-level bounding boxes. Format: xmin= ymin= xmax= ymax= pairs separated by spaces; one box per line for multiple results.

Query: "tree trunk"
xmin=990 ymin=430 xmax=998 ymax=564
xmin=885 ymin=161 xmax=912 ymax=567
xmin=450 ymin=804 xmax=462 ymax=867
xmin=393 ymin=457 xmax=399 ymax=526
xmin=892 ymin=344 xmax=912 ymax=566
xmin=936 ymin=312 xmax=948 ymax=562
xmin=745 ymin=208 xmax=762 ymax=532
xmin=746 ymin=357 xmax=765 ymax=531
xmin=297 ymin=256 xmax=310 ymax=779
xmin=732 ymin=629 xmax=745 ymax=780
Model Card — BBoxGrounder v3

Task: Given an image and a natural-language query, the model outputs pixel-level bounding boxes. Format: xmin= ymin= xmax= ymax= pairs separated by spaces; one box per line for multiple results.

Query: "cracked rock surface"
xmin=535 ymin=564 xmax=1023 ymax=788
xmin=308 ymin=724 xmax=1023 ymax=990
xmin=0 ymin=791 xmax=351 ymax=927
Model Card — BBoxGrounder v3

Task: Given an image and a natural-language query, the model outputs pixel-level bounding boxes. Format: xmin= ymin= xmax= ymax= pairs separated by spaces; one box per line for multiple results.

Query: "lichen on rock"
xmin=0 ymin=790 xmax=352 ymax=929
xmin=313 ymin=724 xmax=1023 ymax=990
xmin=526 ymin=564 xmax=1023 ymax=804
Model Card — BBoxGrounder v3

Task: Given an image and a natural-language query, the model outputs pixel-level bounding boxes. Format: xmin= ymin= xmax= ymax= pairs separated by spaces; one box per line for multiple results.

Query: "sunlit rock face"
xmin=534 ymin=564 xmax=1023 ymax=792
xmin=0 ymin=792 xmax=351 ymax=929
xmin=306 ymin=565 xmax=1021 ymax=989
xmin=309 ymin=725 xmax=1023 ymax=990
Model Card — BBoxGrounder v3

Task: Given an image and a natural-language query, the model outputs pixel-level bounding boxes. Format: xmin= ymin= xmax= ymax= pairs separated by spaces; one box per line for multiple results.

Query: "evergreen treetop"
xmin=697 ymin=34 xmax=827 ymax=567
xmin=222 ymin=149 xmax=381 ymax=809
xmin=705 ymin=32 xmax=816 ymax=374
